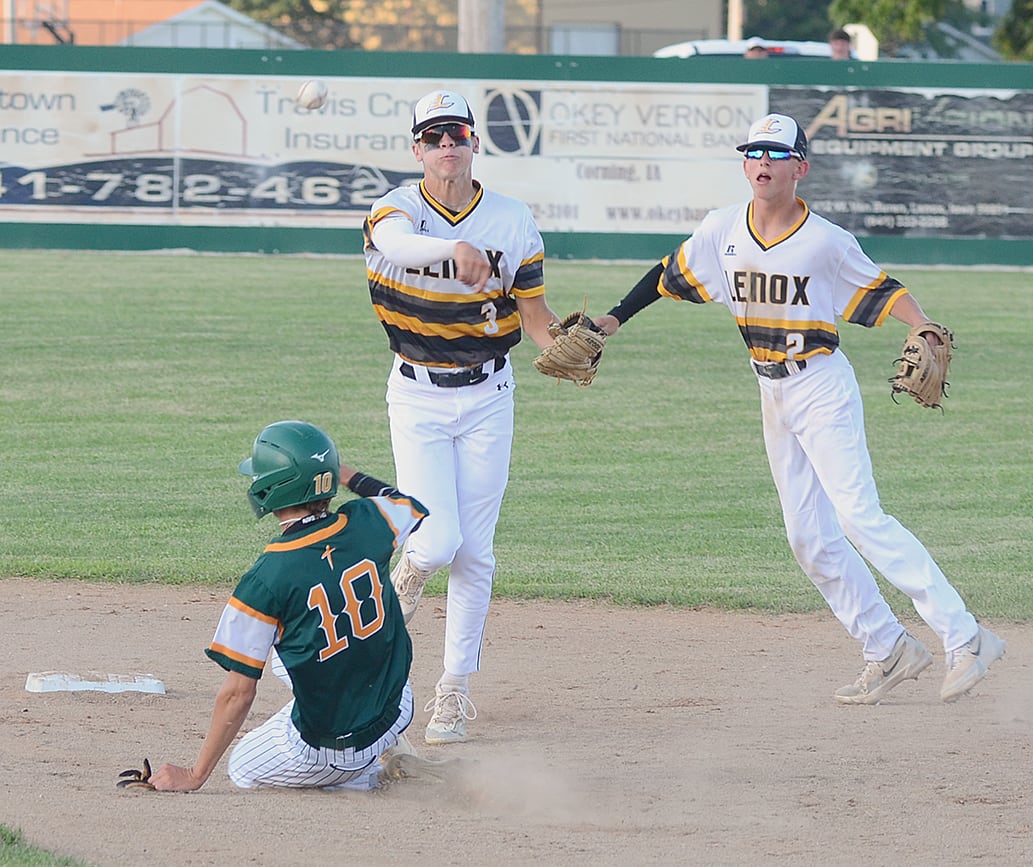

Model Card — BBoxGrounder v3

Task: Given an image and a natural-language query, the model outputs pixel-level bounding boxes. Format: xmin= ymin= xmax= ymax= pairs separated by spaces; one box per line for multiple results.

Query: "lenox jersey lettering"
xmin=659 ymin=200 xmax=907 ymax=364
xmin=364 ymin=180 xmax=545 ymax=367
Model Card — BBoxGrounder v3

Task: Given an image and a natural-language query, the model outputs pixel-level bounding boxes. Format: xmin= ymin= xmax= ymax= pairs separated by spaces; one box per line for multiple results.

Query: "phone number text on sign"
xmin=0 ymin=158 xmax=420 ymax=211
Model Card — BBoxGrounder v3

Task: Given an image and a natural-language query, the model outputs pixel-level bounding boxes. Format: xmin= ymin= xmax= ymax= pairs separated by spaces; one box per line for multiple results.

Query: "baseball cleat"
xmin=382 ymin=753 xmax=463 ymax=783
xmin=380 ymin=732 xmax=418 ymax=763
xmin=834 ymin=631 xmax=933 ymax=705
xmin=116 ymin=757 xmax=155 ymax=790
xmin=940 ymin=626 xmax=1006 ymax=702
xmin=390 ymin=554 xmax=433 ymax=625
xmin=424 ymin=689 xmax=477 ymax=744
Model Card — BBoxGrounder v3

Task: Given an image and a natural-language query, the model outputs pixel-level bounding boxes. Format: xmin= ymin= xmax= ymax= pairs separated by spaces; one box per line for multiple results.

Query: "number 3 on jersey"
xmin=307 ymin=558 xmax=386 ymax=661
xmin=481 ymin=300 xmax=499 ymax=334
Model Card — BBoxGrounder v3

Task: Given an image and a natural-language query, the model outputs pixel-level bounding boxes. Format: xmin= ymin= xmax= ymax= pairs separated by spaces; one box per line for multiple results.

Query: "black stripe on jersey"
xmin=369 ymin=277 xmax=520 ymax=333
xmin=660 ymin=253 xmax=709 ymax=304
xmin=381 ymin=322 xmax=520 ymax=365
xmin=420 ymin=180 xmax=483 ymax=225
xmin=737 ymin=320 xmax=839 ymax=360
xmin=843 ymin=274 xmax=907 ymax=326
xmin=513 ymin=256 xmax=544 ymax=293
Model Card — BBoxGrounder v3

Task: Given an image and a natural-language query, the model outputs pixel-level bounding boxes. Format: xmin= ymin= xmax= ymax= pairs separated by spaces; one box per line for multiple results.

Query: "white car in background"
xmin=654 ymin=38 xmax=849 ymax=59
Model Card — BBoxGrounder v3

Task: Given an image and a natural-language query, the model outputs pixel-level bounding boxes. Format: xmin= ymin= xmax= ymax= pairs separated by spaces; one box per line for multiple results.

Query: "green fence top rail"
xmin=2 ymin=43 xmax=1031 ymax=90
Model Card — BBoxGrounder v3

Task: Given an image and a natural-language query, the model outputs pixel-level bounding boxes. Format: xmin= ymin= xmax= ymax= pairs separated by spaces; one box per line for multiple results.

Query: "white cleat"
xmin=834 ymin=632 xmax=933 ymax=705
xmin=941 ymin=626 xmax=1006 ymax=702
xmin=390 ymin=553 xmax=433 ymax=624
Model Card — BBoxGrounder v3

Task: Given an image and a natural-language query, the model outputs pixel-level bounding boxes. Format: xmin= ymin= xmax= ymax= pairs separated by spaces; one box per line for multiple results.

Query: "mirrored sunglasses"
xmin=416 ymin=123 xmax=473 ymax=145
xmin=744 ymin=147 xmax=796 ymax=161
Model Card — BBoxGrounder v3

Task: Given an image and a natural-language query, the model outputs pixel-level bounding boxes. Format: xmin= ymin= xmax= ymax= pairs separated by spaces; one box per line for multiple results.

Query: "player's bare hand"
xmin=453 ymin=241 xmax=492 ymax=291
xmin=593 ymin=314 xmax=621 ymax=336
xmin=148 ymin=762 xmax=205 ymax=792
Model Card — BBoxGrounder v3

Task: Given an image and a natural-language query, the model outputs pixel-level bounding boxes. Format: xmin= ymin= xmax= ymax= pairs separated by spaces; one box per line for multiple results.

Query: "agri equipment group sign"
xmin=773 ymin=86 xmax=1033 ymax=239
xmin=0 ymin=71 xmax=1031 ymax=238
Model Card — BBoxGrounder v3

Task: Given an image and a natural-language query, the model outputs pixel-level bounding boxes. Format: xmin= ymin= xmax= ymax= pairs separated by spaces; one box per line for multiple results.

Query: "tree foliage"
xmin=828 ymin=0 xmax=947 ymax=54
xmin=994 ymin=0 xmax=1033 ymax=60
xmin=743 ymin=0 xmax=839 ymax=42
xmin=227 ymin=0 xmax=539 ymax=52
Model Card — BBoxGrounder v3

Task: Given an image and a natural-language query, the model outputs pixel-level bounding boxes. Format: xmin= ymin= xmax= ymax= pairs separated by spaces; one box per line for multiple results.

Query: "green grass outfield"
xmin=1 ymin=250 xmax=1030 ymax=619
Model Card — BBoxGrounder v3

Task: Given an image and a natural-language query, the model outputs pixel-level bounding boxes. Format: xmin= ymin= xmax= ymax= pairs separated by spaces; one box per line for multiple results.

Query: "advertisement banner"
xmin=4 ymin=72 xmax=1030 ymax=240
xmin=0 ymin=72 xmax=762 ymax=234
xmin=773 ymin=86 xmax=1033 ymax=239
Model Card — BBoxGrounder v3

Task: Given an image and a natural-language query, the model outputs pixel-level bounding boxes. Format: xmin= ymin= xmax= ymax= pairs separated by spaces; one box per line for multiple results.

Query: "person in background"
xmin=743 ymin=38 xmax=768 ymax=59
xmin=828 ymin=28 xmax=853 ymax=60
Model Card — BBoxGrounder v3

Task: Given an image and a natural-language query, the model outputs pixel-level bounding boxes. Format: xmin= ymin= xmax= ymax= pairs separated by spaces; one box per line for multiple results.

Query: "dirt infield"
xmin=3 ymin=578 xmax=1030 ymax=866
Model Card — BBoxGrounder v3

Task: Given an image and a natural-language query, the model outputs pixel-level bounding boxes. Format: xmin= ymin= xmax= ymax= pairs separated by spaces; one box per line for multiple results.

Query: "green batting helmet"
xmin=238 ymin=420 xmax=340 ymax=518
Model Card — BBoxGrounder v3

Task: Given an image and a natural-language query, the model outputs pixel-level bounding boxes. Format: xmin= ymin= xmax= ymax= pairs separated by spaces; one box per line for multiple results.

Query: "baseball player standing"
xmin=594 ymin=113 xmax=1005 ymax=705
xmin=148 ymin=420 xmax=428 ymax=792
xmin=363 ymin=89 xmax=563 ymax=744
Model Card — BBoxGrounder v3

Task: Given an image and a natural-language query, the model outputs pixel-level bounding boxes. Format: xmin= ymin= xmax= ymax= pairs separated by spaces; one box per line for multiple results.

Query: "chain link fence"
xmin=2 ymin=16 xmax=704 ymax=56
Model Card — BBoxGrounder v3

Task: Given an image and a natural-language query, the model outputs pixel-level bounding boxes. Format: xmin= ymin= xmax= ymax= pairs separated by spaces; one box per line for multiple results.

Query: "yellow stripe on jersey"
xmin=659 ymin=248 xmax=713 ymax=302
xmin=420 ymin=179 xmax=483 ymax=224
xmin=516 ymin=251 xmax=549 ymax=297
xmin=208 ymin=641 xmax=268 ymax=671
xmin=209 ymin=601 xmax=282 ymax=670
xmin=365 ymin=205 xmax=413 ymax=241
xmin=366 ymin=268 xmax=509 ymax=305
xmin=372 ymin=302 xmax=523 ymax=340
xmin=738 ymin=317 xmax=839 ymax=362
xmin=228 ymin=595 xmax=279 ymax=626
xmin=747 ymin=199 xmax=809 ymax=250
xmin=372 ymin=497 xmax=427 ymax=545
xmin=735 ymin=315 xmax=838 ymax=335
xmin=842 ymin=273 xmax=908 ymax=325
xmin=265 ymin=516 xmax=348 ymax=552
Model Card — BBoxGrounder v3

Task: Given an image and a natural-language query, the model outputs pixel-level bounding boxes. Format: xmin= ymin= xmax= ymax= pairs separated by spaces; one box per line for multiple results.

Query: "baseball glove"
xmin=533 ymin=312 xmax=607 ymax=387
xmin=116 ymin=758 xmax=154 ymax=791
xmin=889 ymin=322 xmax=954 ymax=409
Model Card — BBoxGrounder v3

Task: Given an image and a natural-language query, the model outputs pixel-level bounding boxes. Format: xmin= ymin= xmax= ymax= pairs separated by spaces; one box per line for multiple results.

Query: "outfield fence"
xmin=1 ymin=44 xmax=1031 ymax=265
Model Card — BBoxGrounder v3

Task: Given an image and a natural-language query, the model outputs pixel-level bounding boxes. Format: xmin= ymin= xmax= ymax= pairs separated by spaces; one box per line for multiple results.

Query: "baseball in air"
xmin=296 ymin=79 xmax=329 ymax=110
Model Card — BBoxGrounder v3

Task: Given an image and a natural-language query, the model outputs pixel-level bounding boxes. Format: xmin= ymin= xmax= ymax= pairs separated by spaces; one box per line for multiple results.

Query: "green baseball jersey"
xmin=206 ymin=492 xmax=427 ymax=746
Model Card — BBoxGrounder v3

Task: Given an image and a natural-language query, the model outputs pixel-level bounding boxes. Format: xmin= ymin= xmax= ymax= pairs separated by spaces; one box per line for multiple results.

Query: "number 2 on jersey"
xmin=307 ymin=558 xmax=386 ymax=661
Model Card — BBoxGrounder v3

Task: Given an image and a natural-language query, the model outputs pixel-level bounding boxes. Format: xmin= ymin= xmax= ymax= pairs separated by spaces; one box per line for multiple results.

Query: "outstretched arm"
xmin=149 ymin=670 xmax=257 ymax=792
xmin=594 ymin=262 xmax=664 ymax=335
xmin=340 ymin=464 xmax=405 ymax=499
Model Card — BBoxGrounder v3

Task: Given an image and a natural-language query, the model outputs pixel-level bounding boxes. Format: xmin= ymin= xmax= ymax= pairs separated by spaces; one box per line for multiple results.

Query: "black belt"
xmin=299 ymin=702 xmax=398 ymax=752
xmin=399 ymin=357 xmax=506 ymax=388
xmin=752 ymin=359 xmax=806 ymax=380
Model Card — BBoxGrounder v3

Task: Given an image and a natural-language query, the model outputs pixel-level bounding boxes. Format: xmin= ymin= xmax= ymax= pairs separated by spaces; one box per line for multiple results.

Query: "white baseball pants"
xmin=226 ymin=651 xmax=413 ymax=790
xmin=758 ymin=350 xmax=978 ymax=659
xmin=386 ymin=356 xmax=515 ymax=676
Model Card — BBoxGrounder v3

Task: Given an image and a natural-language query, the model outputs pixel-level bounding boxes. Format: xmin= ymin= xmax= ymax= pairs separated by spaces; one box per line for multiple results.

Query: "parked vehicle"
xmin=654 ymin=38 xmax=850 ymax=59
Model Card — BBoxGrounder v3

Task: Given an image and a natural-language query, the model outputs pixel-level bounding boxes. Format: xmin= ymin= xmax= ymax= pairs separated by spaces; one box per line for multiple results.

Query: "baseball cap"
xmin=411 ymin=90 xmax=476 ymax=138
xmin=736 ymin=113 xmax=808 ymax=159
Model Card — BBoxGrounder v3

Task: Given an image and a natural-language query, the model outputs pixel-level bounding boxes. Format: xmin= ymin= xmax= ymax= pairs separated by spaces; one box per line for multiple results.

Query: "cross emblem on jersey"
xmin=321 ymin=545 xmax=335 ymax=570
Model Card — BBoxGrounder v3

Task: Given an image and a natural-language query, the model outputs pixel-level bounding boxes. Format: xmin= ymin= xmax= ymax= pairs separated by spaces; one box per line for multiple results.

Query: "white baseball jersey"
xmin=652 ymin=197 xmax=978 ymax=660
xmin=659 ymin=198 xmax=907 ymax=364
xmin=362 ymin=178 xmax=547 ymax=694
xmin=364 ymin=179 xmax=546 ymax=367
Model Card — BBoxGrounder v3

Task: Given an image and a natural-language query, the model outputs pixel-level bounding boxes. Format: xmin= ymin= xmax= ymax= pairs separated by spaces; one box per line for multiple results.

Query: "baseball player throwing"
xmin=363 ymin=89 xmax=563 ymax=744
xmin=147 ymin=420 xmax=428 ymax=791
xmin=595 ymin=113 xmax=1004 ymax=705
